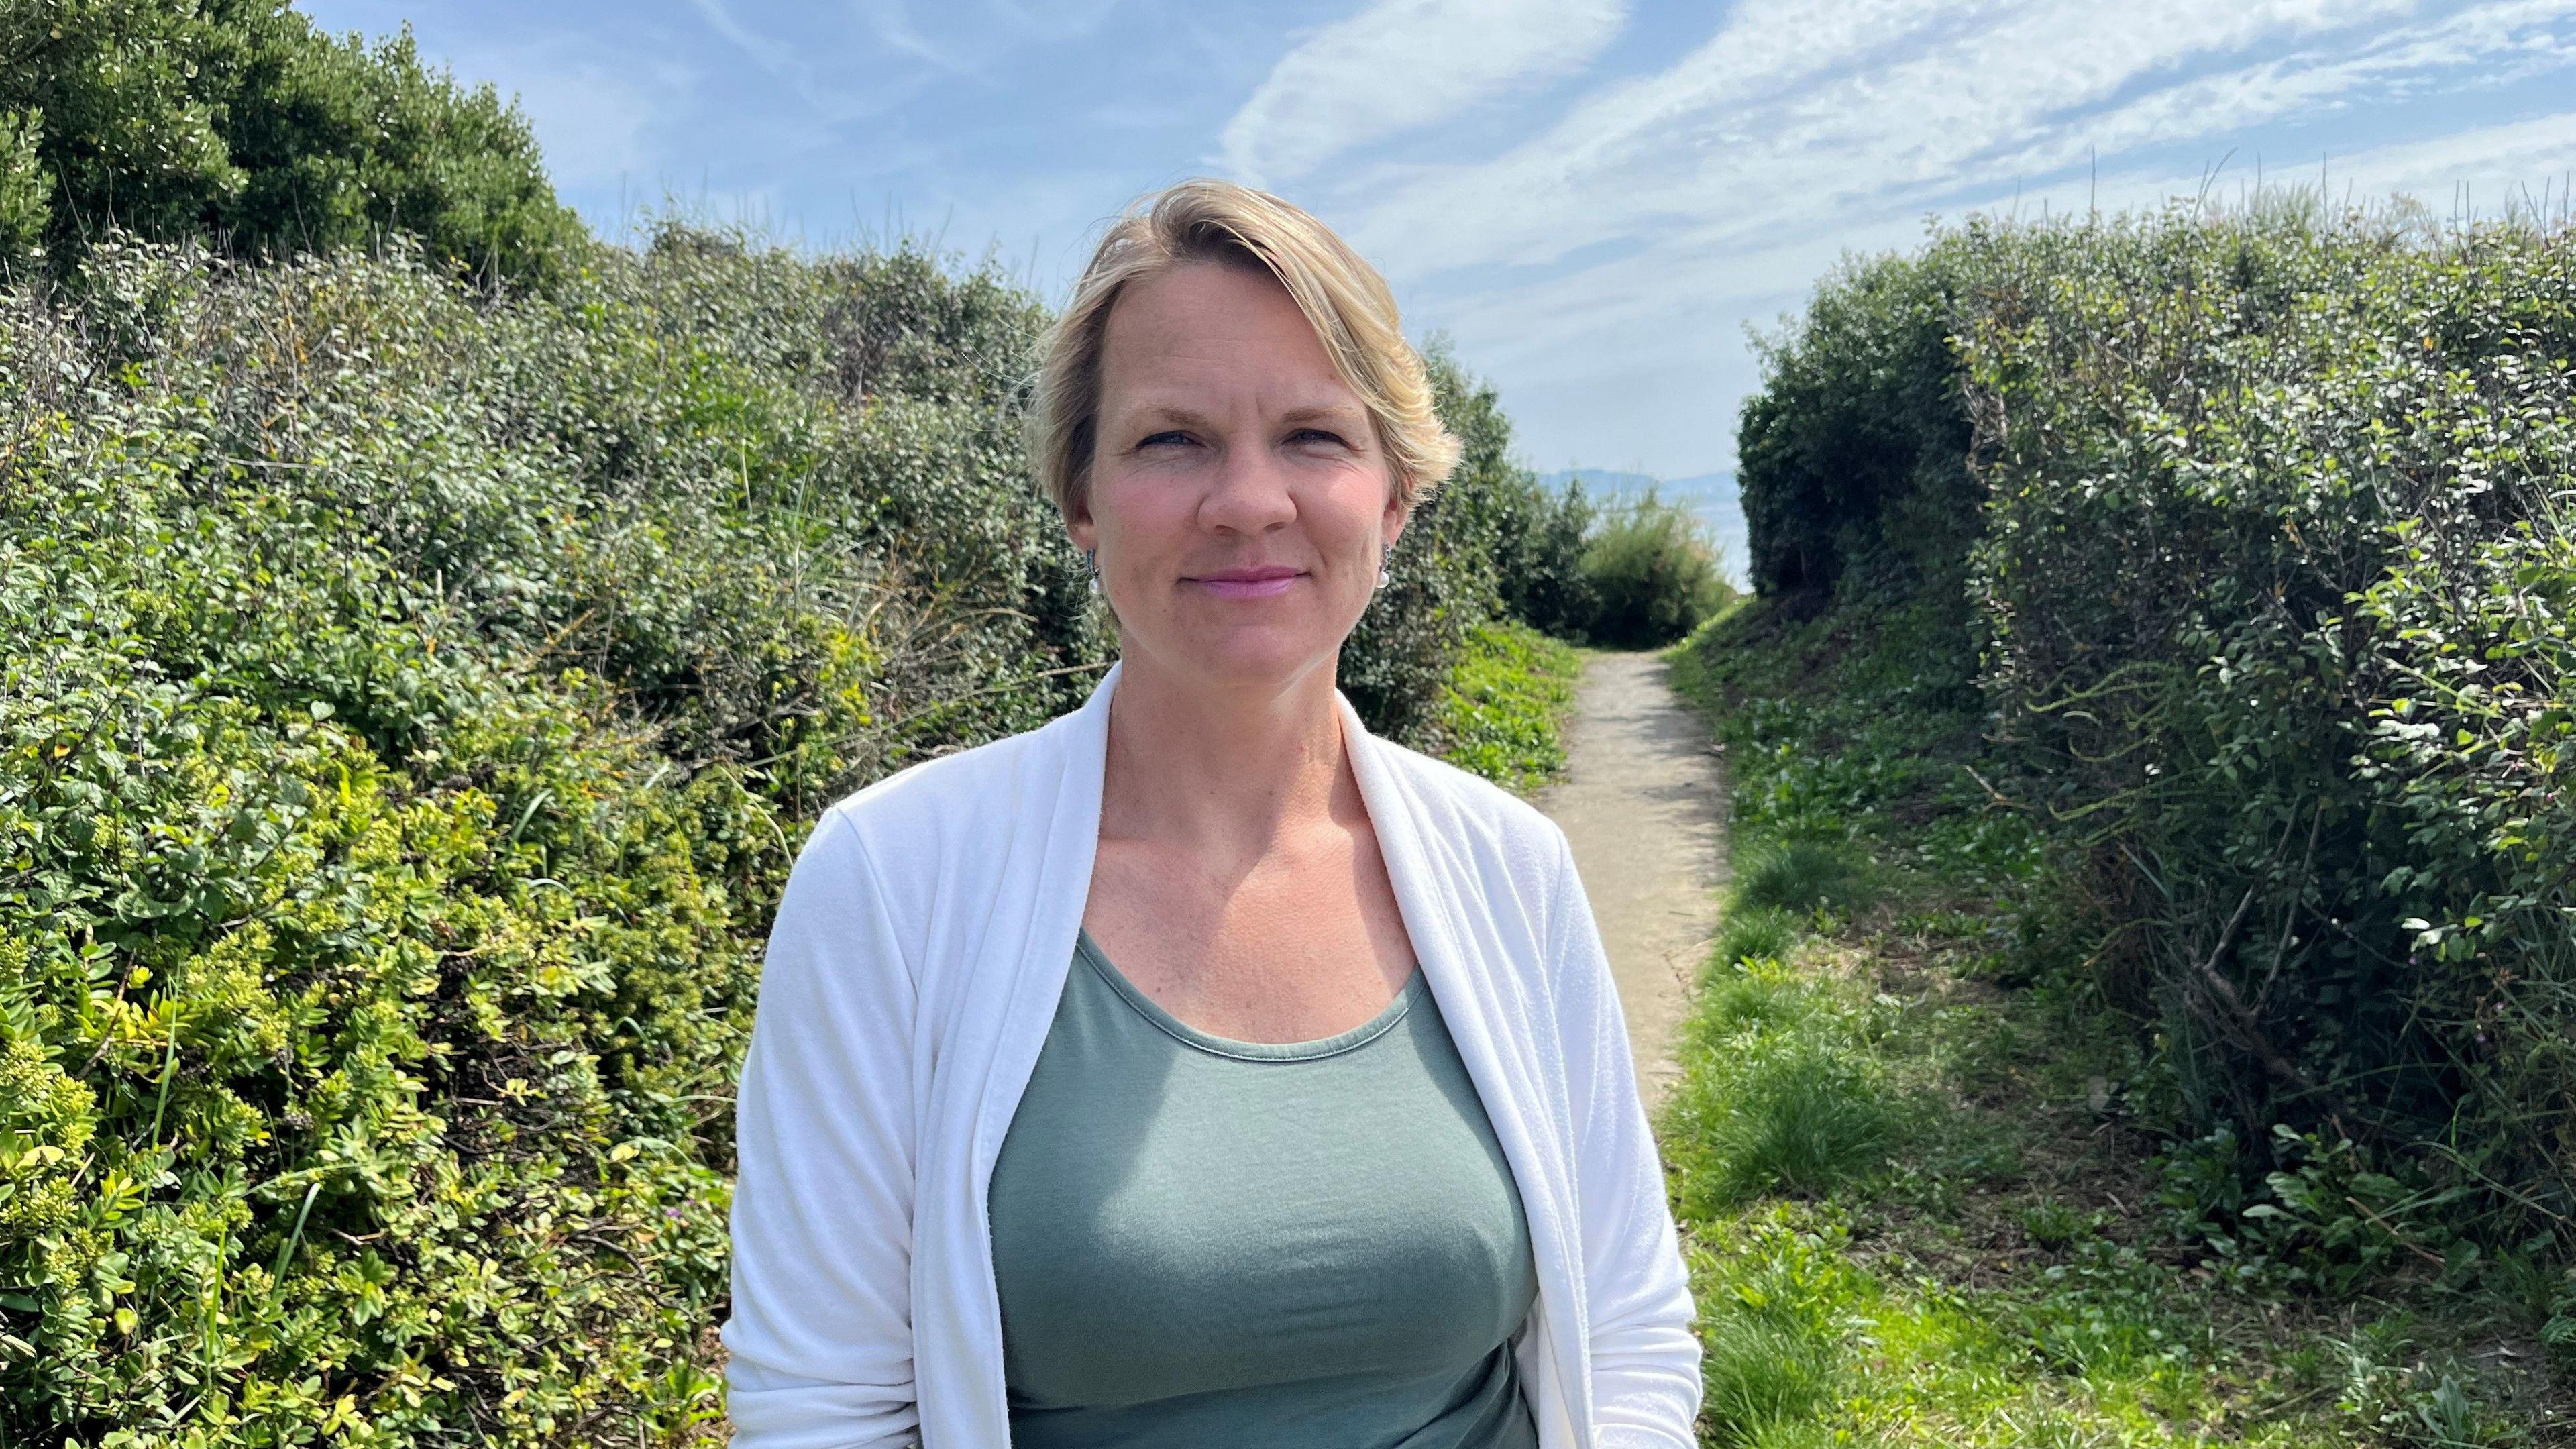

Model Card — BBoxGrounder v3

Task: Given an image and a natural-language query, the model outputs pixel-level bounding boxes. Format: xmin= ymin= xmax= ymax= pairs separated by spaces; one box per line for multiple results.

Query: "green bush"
xmin=1735 ymin=195 xmax=2576 ymax=1246
xmin=1959 ymin=201 xmax=2576 ymax=1236
xmin=1735 ymin=239 xmax=1990 ymax=596
xmin=0 ymin=1 xmax=584 ymax=282
xmin=0 ymin=220 xmax=1552 ymax=1445
xmin=1340 ymin=346 xmax=1598 ymax=733
xmin=1579 ymin=488 xmax=1730 ymax=646
xmin=0 ymin=106 xmax=44 ymax=265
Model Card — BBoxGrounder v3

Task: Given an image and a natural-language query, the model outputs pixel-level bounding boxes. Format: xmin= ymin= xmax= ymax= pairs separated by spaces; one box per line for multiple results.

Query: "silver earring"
xmin=1376 ymin=562 xmax=1391 ymax=590
xmin=1085 ymin=549 xmax=1100 ymax=596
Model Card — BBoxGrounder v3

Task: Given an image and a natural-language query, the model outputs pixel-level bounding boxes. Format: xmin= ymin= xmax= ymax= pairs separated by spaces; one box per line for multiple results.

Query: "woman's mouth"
xmin=1187 ymin=566 xmax=1304 ymax=600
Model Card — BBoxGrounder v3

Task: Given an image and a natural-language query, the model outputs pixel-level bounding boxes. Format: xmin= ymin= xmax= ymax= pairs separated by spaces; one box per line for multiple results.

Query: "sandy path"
xmin=1536 ymin=652 xmax=1725 ymax=1104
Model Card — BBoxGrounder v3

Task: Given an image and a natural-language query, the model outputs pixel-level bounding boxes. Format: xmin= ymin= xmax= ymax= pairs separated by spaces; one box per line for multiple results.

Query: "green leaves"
xmin=0 ymin=194 xmax=1556 ymax=1442
xmin=0 ymin=0 xmax=583 ymax=283
xmin=1745 ymin=199 xmax=2576 ymax=1258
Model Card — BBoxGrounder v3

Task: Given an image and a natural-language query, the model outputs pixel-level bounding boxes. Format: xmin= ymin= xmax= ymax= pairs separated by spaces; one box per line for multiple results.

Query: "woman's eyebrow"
xmin=1114 ymin=400 xmax=1364 ymax=431
xmin=1116 ymin=401 xmax=1218 ymax=432
xmin=1277 ymin=403 xmax=1367 ymax=429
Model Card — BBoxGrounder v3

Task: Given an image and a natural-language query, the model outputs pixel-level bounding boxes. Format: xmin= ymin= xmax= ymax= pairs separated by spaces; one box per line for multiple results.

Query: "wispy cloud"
xmin=845 ymin=0 xmax=973 ymax=74
xmin=1217 ymin=0 xmax=1630 ymax=186
xmin=1344 ymin=0 xmax=2449 ymax=278
xmin=1984 ymin=0 xmax=2576 ymax=183
xmin=1322 ymin=0 xmax=2576 ymax=472
xmin=680 ymin=0 xmax=801 ymax=77
xmin=429 ymin=33 xmax=690 ymax=194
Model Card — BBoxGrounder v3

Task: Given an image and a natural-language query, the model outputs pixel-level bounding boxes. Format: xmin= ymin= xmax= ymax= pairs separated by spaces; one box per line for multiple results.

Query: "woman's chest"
xmin=985 ymin=943 xmax=1538 ymax=1412
xmin=1082 ymin=830 xmax=1418 ymax=1043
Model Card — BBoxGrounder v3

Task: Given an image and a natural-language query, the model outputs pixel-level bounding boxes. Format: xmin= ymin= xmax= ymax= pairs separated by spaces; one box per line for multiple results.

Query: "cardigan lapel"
xmin=940 ymin=669 xmax=1590 ymax=1448
xmin=1338 ymin=698 xmax=1591 ymax=1448
xmin=953 ymin=661 xmax=1120 ymax=1443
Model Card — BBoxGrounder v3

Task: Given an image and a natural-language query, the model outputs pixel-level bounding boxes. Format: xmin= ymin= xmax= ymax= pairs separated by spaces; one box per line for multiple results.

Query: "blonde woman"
xmin=721 ymin=179 xmax=1701 ymax=1448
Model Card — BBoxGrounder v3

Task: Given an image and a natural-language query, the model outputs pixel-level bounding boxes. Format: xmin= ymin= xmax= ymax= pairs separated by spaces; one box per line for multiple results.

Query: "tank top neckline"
xmin=1071 ymin=927 xmax=1427 ymax=1063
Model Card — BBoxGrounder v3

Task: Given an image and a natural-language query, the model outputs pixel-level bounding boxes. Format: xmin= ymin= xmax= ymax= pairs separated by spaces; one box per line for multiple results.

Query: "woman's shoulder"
xmin=814 ymin=704 xmax=1091 ymax=860
xmin=1358 ymin=733 xmax=1572 ymax=880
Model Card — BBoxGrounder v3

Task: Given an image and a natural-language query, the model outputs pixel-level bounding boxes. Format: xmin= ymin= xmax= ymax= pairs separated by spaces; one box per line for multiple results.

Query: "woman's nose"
xmin=1197 ymin=439 xmax=1297 ymax=533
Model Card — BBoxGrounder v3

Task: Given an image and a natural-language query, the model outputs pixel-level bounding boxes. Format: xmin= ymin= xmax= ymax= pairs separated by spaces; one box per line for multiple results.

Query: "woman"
xmin=722 ymin=178 xmax=1701 ymax=1448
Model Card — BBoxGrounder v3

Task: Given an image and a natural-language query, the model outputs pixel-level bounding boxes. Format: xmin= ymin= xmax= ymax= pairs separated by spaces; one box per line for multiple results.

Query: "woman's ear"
xmin=1381 ymin=478 xmax=1413 ymax=550
xmin=1067 ymin=492 xmax=1098 ymax=553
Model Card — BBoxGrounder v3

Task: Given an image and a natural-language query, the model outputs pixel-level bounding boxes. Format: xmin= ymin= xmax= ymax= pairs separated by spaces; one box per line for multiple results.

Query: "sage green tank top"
xmin=986 ymin=930 xmax=1540 ymax=1449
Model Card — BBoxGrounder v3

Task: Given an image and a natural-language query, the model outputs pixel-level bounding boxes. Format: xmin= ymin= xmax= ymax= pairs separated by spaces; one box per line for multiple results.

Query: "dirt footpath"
xmin=1536 ymin=652 xmax=1725 ymax=1104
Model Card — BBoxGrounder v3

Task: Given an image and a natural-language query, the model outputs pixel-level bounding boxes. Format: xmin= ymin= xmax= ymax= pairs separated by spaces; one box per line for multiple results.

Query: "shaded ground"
xmin=1535 ymin=651 xmax=1725 ymax=1103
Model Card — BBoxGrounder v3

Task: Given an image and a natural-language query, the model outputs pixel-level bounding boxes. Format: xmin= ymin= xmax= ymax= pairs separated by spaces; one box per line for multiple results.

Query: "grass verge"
xmin=1431 ymin=620 xmax=1585 ymax=794
xmin=1656 ymin=594 xmax=2563 ymax=1448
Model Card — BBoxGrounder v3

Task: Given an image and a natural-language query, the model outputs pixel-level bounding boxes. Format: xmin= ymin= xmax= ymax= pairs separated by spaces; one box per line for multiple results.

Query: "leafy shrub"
xmin=1735 ymin=195 xmax=2576 ymax=1250
xmin=0 ymin=224 xmax=1546 ymax=1445
xmin=1578 ymin=488 xmax=1730 ymax=646
xmin=1735 ymin=237 xmax=1996 ymax=596
xmin=1340 ymin=347 xmax=1597 ymax=734
xmin=1418 ymin=345 xmax=1599 ymax=640
xmin=1957 ymin=201 xmax=2576 ymax=1234
xmin=0 ymin=1 xmax=584 ymax=281
xmin=0 ymin=106 xmax=43 ymax=264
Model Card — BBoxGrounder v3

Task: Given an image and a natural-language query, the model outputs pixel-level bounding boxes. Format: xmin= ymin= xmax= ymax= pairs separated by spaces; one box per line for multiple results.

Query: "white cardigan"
xmin=721 ymin=663 xmax=1703 ymax=1447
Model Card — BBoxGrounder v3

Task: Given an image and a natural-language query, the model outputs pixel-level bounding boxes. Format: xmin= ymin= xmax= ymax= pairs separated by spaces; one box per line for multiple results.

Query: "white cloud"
xmin=1218 ymin=0 xmax=1630 ymax=186
xmin=2273 ymin=106 xmax=2576 ymax=203
xmin=443 ymin=39 xmax=688 ymax=195
xmin=1344 ymin=0 xmax=2447 ymax=280
xmin=1982 ymin=0 xmax=2576 ymax=183
xmin=1346 ymin=0 xmax=2576 ymax=475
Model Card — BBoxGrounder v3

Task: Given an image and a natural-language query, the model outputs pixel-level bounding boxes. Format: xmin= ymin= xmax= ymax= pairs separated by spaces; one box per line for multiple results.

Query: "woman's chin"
xmin=1134 ymin=625 xmax=1344 ymax=691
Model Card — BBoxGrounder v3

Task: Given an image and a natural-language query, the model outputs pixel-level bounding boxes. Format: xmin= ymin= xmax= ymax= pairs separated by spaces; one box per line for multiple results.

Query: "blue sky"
xmin=300 ymin=0 xmax=2576 ymax=479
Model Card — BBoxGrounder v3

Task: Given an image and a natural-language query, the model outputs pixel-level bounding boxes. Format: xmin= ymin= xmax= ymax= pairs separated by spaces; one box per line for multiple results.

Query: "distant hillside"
xmin=1538 ymin=467 xmax=1746 ymax=584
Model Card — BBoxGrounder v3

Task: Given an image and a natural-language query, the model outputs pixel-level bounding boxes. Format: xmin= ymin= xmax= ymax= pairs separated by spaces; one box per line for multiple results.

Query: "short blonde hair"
xmin=1027 ymin=178 xmax=1462 ymax=522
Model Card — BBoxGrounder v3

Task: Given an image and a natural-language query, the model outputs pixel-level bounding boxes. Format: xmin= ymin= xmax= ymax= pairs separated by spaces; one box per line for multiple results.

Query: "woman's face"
xmin=1071 ymin=259 xmax=1407 ymax=694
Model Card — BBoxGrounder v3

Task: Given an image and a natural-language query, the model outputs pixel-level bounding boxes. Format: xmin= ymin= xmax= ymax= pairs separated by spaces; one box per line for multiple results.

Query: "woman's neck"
xmin=1099 ymin=651 xmax=1355 ymax=855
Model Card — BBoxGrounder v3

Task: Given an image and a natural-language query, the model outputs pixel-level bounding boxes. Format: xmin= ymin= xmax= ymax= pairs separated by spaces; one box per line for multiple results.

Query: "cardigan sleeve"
xmin=722 ymin=808 xmax=924 ymax=1449
xmin=1545 ymin=824 xmax=1705 ymax=1446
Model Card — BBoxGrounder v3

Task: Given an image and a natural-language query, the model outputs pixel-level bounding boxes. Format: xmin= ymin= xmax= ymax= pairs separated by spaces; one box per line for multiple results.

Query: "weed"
xmin=1711 ymin=906 xmax=1801 ymax=969
xmin=2020 ymin=1199 xmax=2084 ymax=1251
xmin=1426 ymin=621 xmax=1582 ymax=793
xmin=1694 ymin=958 xmax=1817 ymax=1039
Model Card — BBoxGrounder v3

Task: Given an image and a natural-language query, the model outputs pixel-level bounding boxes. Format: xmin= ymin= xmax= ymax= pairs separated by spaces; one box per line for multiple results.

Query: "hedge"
xmin=0 ymin=226 xmax=1577 ymax=1446
xmin=1736 ymin=197 xmax=2576 ymax=1246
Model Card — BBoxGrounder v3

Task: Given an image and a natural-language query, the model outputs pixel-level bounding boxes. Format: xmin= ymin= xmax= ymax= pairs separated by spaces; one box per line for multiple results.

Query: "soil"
xmin=1535 ymin=651 xmax=1727 ymax=1104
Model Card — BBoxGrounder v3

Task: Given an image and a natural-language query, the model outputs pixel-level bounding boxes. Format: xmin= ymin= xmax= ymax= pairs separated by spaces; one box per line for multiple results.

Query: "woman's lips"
xmin=1188 ymin=566 xmax=1304 ymax=600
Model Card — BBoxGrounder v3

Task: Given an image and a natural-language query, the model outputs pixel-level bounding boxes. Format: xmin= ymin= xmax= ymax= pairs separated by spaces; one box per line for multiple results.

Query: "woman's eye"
xmin=1289 ymin=428 xmax=1348 ymax=447
xmin=1137 ymin=431 xmax=1191 ymax=449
